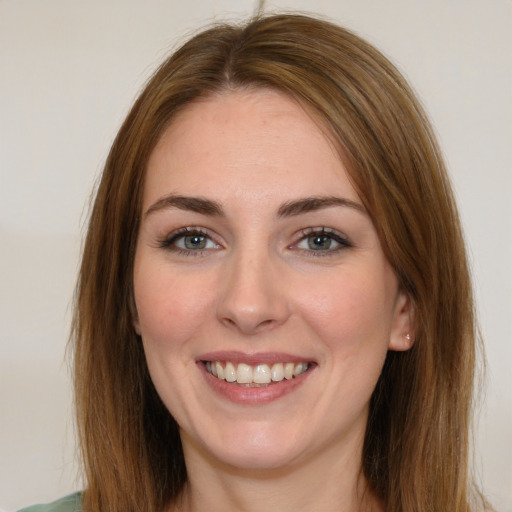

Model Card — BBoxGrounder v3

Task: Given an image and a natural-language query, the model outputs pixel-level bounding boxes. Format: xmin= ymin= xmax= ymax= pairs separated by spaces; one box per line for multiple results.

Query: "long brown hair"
xmin=73 ymin=13 xmax=489 ymax=511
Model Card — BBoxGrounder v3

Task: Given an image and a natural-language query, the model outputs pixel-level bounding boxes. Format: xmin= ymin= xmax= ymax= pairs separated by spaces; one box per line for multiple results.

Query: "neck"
xmin=172 ymin=430 xmax=383 ymax=512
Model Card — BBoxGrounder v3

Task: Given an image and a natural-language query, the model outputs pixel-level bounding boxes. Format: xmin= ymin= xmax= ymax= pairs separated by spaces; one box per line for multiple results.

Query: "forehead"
xmin=143 ymin=88 xmax=360 ymax=209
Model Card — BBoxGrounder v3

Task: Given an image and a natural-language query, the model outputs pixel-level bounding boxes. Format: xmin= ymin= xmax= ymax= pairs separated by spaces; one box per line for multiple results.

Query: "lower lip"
xmin=198 ymin=362 xmax=314 ymax=405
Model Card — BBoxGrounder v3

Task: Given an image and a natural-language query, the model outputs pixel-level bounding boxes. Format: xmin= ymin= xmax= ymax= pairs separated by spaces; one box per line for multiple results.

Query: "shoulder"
xmin=17 ymin=493 xmax=82 ymax=512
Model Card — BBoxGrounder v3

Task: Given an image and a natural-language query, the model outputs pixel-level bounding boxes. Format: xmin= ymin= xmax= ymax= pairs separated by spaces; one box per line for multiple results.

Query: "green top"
xmin=17 ymin=493 xmax=82 ymax=512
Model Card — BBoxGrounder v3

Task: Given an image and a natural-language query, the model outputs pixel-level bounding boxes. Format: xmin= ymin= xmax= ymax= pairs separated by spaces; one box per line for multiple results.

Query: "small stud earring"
xmin=405 ymin=333 xmax=411 ymax=341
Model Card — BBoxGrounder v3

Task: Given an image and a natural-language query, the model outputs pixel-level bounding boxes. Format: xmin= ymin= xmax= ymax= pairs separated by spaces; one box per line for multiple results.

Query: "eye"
xmin=295 ymin=228 xmax=351 ymax=254
xmin=159 ymin=228 xmax=221 ymax=254
xmin=175 ymin=233 xmax=215 ymax=250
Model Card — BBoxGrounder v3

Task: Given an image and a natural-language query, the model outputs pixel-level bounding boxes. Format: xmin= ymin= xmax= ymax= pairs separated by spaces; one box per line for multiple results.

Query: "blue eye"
xmin=160 ymin=228 xmax=220 ymax=253
xmin=296 ymin=229 xmax=350 ymax=253
xmin=175 ymin=233 xmax=214 ymax=250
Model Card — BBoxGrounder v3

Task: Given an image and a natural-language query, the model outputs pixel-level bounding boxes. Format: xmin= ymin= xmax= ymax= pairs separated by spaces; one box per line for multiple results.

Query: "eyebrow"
xmin=144 ymin=195 xmax=224 ymax=218
xmin=277 ymin=196 xmax=366 ymax=217
xmin=144 ymin=194 xmax=366 ymax=219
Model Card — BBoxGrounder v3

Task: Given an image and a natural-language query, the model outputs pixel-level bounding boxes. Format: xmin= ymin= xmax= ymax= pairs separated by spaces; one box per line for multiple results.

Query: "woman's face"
xmin=133 ymin=89 xmax=412 ymax=472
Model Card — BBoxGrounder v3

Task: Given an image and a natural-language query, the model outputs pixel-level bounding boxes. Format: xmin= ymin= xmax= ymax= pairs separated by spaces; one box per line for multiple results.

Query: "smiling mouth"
xmin=204 ymin=361 xmax=311 ymax=387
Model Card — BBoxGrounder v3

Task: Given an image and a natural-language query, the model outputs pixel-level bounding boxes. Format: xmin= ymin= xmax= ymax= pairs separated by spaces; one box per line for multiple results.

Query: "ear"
xmin=133 ymin=316 xmax=142 ymax=336
xmin=388 ymin=289 xmax=415 ymax=351
xmin=129 ymin=295 xmax=142 ymax=336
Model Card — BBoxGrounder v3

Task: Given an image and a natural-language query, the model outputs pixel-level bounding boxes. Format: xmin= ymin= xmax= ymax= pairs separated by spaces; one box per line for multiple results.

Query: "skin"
xmin=133 ymin=89 xmax=413 ymax=512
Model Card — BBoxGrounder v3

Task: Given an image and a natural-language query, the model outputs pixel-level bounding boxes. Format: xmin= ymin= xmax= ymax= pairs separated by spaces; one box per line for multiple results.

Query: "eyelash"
xmin=157 ymin=227 xmax=352 ymax=257
xmin=293 ymin=227 xmax=352 ymax=257
xmin=158 ymin=227 xmax=220 ymax=257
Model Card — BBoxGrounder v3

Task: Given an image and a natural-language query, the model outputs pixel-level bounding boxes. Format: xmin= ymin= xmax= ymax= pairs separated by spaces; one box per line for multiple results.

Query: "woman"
xmin=20 ymin=13 xmax=491 ymax=512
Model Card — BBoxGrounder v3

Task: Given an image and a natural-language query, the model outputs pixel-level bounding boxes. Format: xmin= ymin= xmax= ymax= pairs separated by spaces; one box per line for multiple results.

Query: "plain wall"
xmin=1 ymin=0 xmax=510 ymax=510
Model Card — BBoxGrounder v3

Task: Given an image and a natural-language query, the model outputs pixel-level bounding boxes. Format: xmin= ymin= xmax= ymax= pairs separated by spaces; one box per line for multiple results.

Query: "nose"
xmin=216 ymin=248 xmax=291 ymax=335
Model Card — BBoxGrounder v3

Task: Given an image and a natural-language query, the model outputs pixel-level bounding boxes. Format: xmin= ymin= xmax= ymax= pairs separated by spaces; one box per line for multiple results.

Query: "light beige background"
xmin=1 ymin=1 xmax=511 ymax=510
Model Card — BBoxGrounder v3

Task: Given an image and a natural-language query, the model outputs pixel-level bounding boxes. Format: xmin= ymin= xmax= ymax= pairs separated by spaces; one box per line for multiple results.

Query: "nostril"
xmin=220 ymin=314 xmax=279 ymax=334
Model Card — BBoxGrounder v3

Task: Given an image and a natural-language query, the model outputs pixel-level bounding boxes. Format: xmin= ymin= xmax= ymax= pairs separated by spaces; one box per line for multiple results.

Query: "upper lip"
xmin=198 ymin=351 xmax=315 ymax=365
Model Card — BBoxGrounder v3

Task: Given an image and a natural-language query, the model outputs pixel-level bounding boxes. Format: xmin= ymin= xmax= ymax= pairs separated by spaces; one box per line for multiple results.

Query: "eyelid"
xmin=158 ymin=226 xmax=222 ymax=252
xmin=291 ymin=227 xmax=352 ymax=254
xmin=155 ymin=225 xmax=351 ymax=257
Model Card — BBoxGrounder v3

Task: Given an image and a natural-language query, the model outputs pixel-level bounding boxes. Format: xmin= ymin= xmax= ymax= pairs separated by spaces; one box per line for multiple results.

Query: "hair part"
xmin=72 ymin=13 xmax=489 ymax=511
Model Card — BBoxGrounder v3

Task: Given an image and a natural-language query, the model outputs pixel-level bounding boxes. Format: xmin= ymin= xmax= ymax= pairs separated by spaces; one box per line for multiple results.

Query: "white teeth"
xmin=253 ymin=364 xmax=271 ymax=384
xmin=284 ymin=362 xmax=295 ymax=380
xmin=224 ymin=362 xmax=237 ymax=382
xmin=236 ymin=363 xmax=253 ymax=384
xmin=215 ymin=361 xmax=225 ymax=380
xmin=271 ymin=363 xmax=284 ymax=382
xmin=206 ymin=360 xmax=309 ymax=384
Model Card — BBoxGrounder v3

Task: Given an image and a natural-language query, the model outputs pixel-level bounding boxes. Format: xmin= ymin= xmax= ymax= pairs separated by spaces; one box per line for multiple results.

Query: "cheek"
xmin=295 ymin=268 xmax=396 ymax=350
xmin=133 ymin=261 xmax=213 ymax=350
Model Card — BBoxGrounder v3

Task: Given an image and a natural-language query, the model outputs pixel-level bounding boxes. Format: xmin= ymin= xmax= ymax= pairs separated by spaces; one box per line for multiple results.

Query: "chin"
xmin=183 ymin=422 xmax=309 ymax=472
